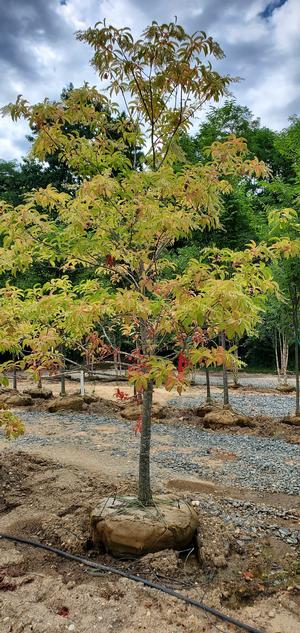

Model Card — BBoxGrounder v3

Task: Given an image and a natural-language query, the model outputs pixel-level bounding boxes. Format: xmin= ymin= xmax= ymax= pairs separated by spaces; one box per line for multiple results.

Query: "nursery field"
xmin=1 ymin=10 xmax=300 ymax=633
xmin=0 ymin=375 xmax=299 ymax=633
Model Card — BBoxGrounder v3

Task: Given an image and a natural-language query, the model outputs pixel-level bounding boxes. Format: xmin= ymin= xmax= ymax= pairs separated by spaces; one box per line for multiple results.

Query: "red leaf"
xmin=57 ymin=606 xmax=69 ymax=617
xmin=105 ymin=254 xmax=115 ymax=267
xmin=114 ymin=388 xmax=130 ymax=401
xmin=178 ymin=351 xmax=189 ymax=373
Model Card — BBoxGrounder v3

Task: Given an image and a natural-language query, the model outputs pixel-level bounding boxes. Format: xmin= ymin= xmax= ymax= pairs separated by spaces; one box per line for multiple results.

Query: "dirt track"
xmin=0 ymin=450 xmax=300 ymax=633
xmin=0 ymin=377 xmax=300 ymax=632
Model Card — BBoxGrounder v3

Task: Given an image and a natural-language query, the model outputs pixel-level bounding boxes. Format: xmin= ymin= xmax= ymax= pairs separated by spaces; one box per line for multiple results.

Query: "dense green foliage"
xmin=1 ymin=93 xmax=299 ymax=375
xmin=177 ymin=102 xmax=300 ymax=378
xmin=0 ymin=20 xmax=278 ymax=497
xmin=0 ymin=20 xmax=299 ymax=514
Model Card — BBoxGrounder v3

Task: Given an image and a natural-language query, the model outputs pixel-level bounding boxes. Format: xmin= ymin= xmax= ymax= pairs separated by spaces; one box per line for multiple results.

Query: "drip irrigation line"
xmin=0 ymin=532 xmax=264 ymax=633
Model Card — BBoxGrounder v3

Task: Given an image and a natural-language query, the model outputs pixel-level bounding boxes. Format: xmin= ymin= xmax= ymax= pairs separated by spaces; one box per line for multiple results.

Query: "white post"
xmin=80 ymin=370 xmax=85 ymax=396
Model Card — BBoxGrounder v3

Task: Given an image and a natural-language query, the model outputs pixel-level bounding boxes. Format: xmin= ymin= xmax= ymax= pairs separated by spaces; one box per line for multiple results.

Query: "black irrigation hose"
xmin=0 ymin=533 xmax=264 ymax=633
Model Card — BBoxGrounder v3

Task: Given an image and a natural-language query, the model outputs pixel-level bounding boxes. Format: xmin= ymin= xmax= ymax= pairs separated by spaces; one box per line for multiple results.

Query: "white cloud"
xmin=0 ymin=118 xmax=30 ymax=161
xmin=0 ymin=0 xmax=299 ymax=160
xmin=272 ymin=0 xmax=300 ymax=52
xmin=232 ymin=0 xmax=300 ymax=128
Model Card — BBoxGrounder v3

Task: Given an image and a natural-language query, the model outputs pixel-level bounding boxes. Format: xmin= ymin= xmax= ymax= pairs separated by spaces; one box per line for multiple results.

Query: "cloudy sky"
xmin=0 ymin=0 xmax=299 ymax=161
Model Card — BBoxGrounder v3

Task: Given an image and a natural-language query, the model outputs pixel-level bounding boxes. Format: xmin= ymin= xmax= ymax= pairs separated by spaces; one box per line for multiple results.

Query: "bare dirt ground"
xmin=7 ymin=372 xmax=199 ymax=405
xmin=0 ymin=375 xmax=299 ymax=632
xmin=0 ymin=451 xmax=299 ymax=633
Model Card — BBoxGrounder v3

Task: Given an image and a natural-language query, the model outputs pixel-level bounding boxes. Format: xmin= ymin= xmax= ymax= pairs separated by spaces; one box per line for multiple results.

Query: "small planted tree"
xmin=0 ymin=23 xmax=276 ymax=552
xmin=268 ymin=208 xmax=300 ymax=415
xmin=258 ymin=292 xmax=294 ymax=386
xmin=0 ymin=279 xmax=109 ymax=438
xmin=0 ymin=287 xmax=27 ymax=439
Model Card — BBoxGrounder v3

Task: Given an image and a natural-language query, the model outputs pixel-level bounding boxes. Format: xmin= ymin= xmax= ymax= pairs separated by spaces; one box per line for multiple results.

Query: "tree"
xmin=178 ymin=99 xmax=295 ymax=254
xmin=177 ymin=101 xmax=300 ymax=384
xmin=0 ymin=158 xmax=57 ymax=206
xmin=180 ymin=98 xmax=289 ymax=175
xmin=0 ymin=277 xmax=109 ymax=437
xmin=0 ymin=406 xmax=24 ymax=439
xmin=0 ymin=21 xmax=274 ymax=507
xmin=260 ymin=114 xmax=300 ymax=410
xmin=268 ymin=208 xmax=300 ymax=414
xmin=257 ymin=289 xmax=294 ymax=386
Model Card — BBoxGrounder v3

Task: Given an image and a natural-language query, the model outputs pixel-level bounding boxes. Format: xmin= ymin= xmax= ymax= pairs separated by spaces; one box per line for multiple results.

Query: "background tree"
xmin=3 ymin=96 xmax=299 ymax=379
xmin=262 ymin=115 xmax=300 ymax=409
xmin=178 ymin=99 xmax=284 ymax=250
xmin=256 ymin=288 xmax=294 ymax=386
xmin=177 ymin=100 xmax=300 ymax=382
xmin=180 ymin=99 xmax=287 ymax=171
xmin=0 ymin=159 xmax=53 ymax=206
xmin=268 ymin=208 xmax=300 ymax=414
xmin=0 ymin=21 xmax=275 ymax=508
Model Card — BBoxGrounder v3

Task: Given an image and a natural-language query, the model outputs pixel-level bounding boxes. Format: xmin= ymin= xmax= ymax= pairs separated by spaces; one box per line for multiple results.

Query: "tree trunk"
xmin=37 ymin=372 xmax=42 ymax=389
xmin=281 ymin=333 xmax=289 ymax=385
xmin=138 ymin=380 xmax=153 ymax=506
xmin=223 ymin=364 xmax=229 ymax=406
xmin=80 ymin=370 xmax=85 ymax=396
xmin=279 ymin=330 xmax=283 ymax=381
xmin=232 ymin=346 xmax=239 ymax=387
xmin=59 ymin=347 xmax=66 ymax=396
xmin=190 ymin=367 xmax=196 ymax=386
xmin=294 ymin=317 xmax=299 ymax=416
xmin=12 ymin=354 xmax=17 ymax=390
xmin=220 ymin=332 xmax=229 ymax=406
xmin=205 ymin=366 xmax=212 ymax=403
xmin=291 ymin=287 xmax=299 ymax=416
xmin=295 ymin=337 xmax=299 ymax=416
xmin=118 ymin=350 xmax=122 ymax=377
xmin=274 ymin=331 xmax=280 ymax=383
xmin=113 ymin=350 xmax=119 ymax=378
xmin=274 ymin=330 xmax=289 ymax=385
xmin=60 ymin=370 xmax=66 ymax=396
xmin=12 ymin=368 xmax=17 ymax=390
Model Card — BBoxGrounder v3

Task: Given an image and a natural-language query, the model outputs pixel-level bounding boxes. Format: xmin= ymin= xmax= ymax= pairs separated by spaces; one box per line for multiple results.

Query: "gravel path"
xmin=192 ymin=495 xmax=300 ymax=545
xmin=169 ymin=391 xmax=296 ymax=418
xmin=193 ymin=372 xmax=296 ymax=389
xmin=11 ymin=411 xmax=300 ymax=497
xmin=151 ymin=423 xmax=300 ymax=496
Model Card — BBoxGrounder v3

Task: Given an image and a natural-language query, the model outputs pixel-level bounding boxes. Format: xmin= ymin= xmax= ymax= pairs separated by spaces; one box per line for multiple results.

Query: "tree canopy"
xmin=0 ymin=20 xmax=299 ymax=495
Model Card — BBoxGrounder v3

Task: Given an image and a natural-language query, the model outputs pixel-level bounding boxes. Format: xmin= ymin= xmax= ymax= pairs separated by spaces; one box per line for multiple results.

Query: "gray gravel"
xmin=4 ymin=409 xmax=299 ymax=551
xmin=12 ymin=411 xmax=300 ymax=497
xmin=193 ymin=372 xmax=296 ymax=389
xmin=191 ymin=496 xmax=300 ymax=545
xmin=169 ymin=392 xmax=296 ymax=418
xmin=151 ymin=424 xmax=300 ymax=496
